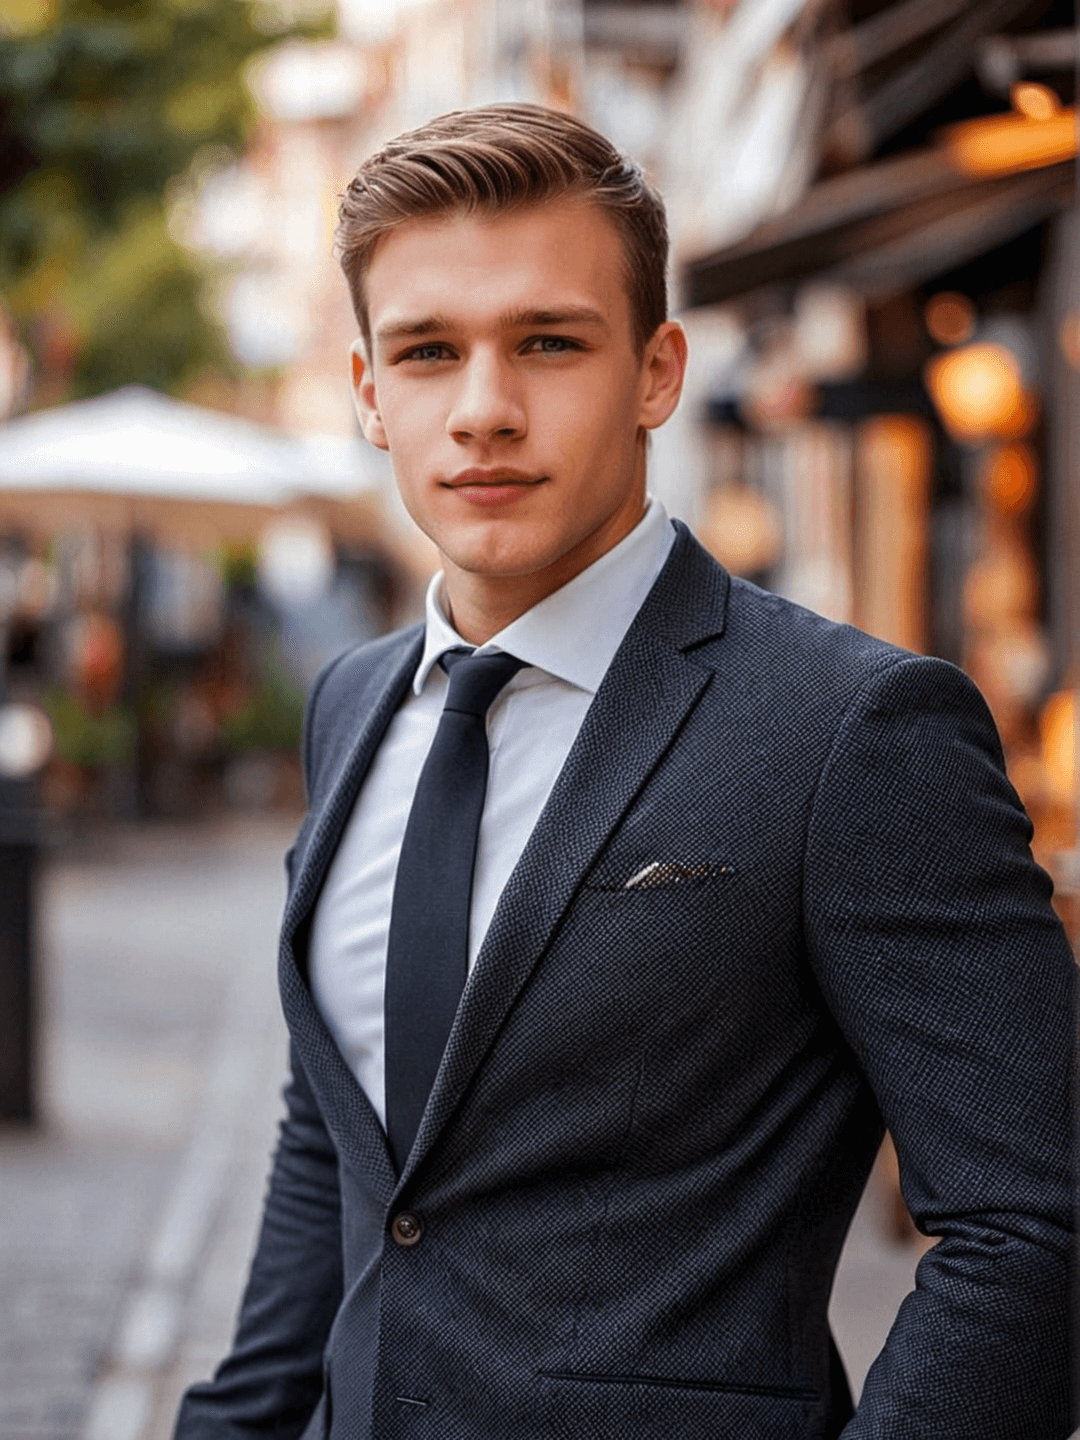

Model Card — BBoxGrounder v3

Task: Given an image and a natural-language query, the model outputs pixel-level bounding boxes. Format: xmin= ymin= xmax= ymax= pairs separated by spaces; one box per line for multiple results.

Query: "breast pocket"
xmin=581 ymin=853 xmax=735 ymax=893
xmin=575 ymin=850 xmax=739 ymax=971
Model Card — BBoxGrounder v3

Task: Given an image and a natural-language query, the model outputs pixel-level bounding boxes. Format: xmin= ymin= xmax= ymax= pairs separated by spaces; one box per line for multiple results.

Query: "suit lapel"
xmin=399 ymin=527 xmax=730 ymax=1187
xmin=279 ymin=630 xmax=423 ymax=1199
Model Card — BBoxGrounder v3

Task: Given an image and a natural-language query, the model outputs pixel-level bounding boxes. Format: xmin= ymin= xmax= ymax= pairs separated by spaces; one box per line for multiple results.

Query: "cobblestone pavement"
xmin=0 ymin=815 xmax=929 ymax=1440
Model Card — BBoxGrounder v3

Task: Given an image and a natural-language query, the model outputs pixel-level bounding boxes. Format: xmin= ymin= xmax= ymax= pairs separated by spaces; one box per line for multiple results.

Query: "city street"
xmin=1 ymin=817 xmax=927 ymax=1440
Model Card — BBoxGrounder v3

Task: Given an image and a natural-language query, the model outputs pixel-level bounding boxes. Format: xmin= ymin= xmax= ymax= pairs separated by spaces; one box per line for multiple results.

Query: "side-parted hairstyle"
xmin=335 ymin=103 xmax=669 ymax=357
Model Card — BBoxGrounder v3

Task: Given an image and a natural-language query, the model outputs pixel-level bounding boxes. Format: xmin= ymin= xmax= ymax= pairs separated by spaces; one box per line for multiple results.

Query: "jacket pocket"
xmin=581 ymin=855 xmax=735 ymax=892
xmin=538 ymin=1371 xmax=824 ymax=1439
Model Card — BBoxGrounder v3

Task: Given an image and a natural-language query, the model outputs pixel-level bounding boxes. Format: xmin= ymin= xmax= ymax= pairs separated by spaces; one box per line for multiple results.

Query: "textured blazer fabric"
xmin=175 ymin=523 xmax=1075 ymax=1440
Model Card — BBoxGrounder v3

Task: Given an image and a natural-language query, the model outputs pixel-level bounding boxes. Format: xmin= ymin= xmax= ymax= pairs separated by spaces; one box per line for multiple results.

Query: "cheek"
xmin=539 ymin=374 xmax=639 ymax=457
xmin=379 ymin=390 xmax=442 ymax=462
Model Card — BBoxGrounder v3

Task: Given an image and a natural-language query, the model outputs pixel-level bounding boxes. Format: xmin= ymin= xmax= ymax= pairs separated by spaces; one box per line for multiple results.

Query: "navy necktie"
xmin=384 ymin=648 xmax=525 ymax=1173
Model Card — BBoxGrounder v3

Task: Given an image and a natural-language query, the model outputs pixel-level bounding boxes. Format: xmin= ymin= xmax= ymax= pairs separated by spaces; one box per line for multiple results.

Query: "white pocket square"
xmin=623 ymin=860 xmax=729 ymax=889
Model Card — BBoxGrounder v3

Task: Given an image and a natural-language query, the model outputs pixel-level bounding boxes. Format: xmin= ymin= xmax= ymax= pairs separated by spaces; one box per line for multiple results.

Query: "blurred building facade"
xmin=679 ymin=0 xmax=1078 ymax=932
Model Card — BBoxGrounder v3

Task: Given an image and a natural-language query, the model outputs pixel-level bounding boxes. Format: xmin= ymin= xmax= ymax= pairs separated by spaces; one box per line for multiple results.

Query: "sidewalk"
xmin=0 ymin=818 xmax=295 ymax=1440
xmin=0 ymin=817 xmax=925 ymax=1439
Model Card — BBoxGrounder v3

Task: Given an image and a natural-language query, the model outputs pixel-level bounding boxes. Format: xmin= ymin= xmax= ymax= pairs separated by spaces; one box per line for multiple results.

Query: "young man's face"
xmin=351 ymin=198 xmax=686 ymax=627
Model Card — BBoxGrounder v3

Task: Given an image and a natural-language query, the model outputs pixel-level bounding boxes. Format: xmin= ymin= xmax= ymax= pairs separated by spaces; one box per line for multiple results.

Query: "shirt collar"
xmin=413 ymin=497 xmax=675 ymax=696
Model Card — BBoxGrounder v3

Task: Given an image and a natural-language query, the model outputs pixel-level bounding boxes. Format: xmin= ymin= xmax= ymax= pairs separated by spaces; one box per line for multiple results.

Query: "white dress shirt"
xmin=309 ymin=499 xmax=675 ymax=1126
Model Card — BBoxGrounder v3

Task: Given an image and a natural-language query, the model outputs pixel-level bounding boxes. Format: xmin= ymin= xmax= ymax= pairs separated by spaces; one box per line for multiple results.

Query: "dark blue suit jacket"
xmin=176 ymin=524 xmax=1074 ymax=1439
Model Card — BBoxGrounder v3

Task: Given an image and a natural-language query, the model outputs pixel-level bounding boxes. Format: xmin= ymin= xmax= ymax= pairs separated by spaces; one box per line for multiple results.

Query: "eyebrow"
xmin=375 ymin=315 xmax=453 ymax=343
xmin=502 ymin=306 xmax=608 ymax=329
xmin=374 ymin=305 xmax=609 ymax=345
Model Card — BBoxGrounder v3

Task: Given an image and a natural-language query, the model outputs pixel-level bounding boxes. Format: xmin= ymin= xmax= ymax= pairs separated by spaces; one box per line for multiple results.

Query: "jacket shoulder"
xmin=692 ymin=569 xmax=994 ymax=783
xmin=727 ymin=573 xmax=907 ymax=672
xmin=666 ymin=525 xmax=911 ymax=701
xmin=721 ymin=572 xmax=947 ymax=707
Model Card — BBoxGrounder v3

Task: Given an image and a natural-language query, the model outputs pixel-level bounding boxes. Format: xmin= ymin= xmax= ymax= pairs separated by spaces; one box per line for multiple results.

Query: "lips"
xmin=442 ymin=469 xmax=547 ymax=508
xmin=445 ymin=469 xmax=544 ymax=488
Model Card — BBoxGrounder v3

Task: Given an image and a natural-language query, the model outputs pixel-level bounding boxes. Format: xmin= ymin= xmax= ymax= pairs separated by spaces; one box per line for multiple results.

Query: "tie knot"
xmin=441 ymin=649 xmax=525 ymax=718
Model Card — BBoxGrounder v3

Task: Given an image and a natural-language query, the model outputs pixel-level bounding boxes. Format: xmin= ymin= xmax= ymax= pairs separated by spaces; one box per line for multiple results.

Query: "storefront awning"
xmin=683 ymin=149 xmax=1075 ymax=309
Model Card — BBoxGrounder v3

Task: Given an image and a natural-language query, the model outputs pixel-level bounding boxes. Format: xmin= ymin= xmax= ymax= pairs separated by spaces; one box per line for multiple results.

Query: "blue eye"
xmin=529 ymin=336 xmax=580 ymax=354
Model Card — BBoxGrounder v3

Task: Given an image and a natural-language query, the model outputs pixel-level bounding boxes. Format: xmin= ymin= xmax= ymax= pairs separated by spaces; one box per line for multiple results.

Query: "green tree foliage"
xmin=0 ymin=0 xmax=321 ymax=399
xmin=221 ymin=642 xmax=305 ymax=753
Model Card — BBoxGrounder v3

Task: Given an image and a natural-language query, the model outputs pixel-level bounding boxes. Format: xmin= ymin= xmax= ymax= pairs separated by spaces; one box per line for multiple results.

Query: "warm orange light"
xmin=1010 ymin=82 xmax=1062 ymax=121
xmin=924 ymin=342 xmax=1030 ymax=441
xmin=697 ymin=484 xmax=784 ymax=576
xmin=993 ymin=388 xmax=1038 ymax=440
xmin=924 ymin=292 xmax=975 ymax=347
xmin=1040 ymin=688 xmax=1076 ymax=805
xmin=963 ymin=545 xmax=1039 ymax=627
xmin=1059 ymin=311 xmax=1080 ymax=371
xmin=982 ymin=443 xmax=1038 ymax=515
xmin=946 ymin=107 xmax=1077 ymax=177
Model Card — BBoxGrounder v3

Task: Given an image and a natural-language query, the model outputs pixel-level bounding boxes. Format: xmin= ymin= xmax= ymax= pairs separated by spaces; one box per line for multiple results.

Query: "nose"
xmin=445 ymin=348 xmax=525 ymax=444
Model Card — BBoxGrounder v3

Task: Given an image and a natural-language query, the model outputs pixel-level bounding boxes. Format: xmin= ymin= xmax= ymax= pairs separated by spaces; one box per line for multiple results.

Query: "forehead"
xmin=364 ymin=199 xmax=631 ymax=337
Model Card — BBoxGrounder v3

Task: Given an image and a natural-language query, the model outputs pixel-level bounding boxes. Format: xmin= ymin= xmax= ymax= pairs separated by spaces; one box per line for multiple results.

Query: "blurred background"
xmin=0 ymin=0 xmax=1076 ymax=1436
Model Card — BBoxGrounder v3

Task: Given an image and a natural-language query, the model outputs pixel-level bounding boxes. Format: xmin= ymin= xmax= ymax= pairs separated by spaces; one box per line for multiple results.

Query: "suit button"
xmin=391 ymin=1211 xmax=423 ymax=1246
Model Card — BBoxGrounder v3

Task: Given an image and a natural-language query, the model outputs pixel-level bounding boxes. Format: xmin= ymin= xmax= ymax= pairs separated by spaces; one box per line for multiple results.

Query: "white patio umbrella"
xmin=0 ymin=386 xmax=389 ymax=548
xmin=0 ymin=385 xmax=381 ymax=503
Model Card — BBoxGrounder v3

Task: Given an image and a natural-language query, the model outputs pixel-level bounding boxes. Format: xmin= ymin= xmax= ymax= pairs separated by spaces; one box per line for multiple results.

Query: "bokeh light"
xmin=1009 ymin=83 xmax=1061 ymax=122
xmin=947 ymin=107 xmax=1077 ymax=177
xmin=924 ymin=292 xmax=975 ymax=347
xmin=1040 ymin=689 xmax=1077 ymax=806
xmin=981 ymin=443 xmax=1038 ymax=517
xmin=924 ymin=343 xmax=1032 ymax=442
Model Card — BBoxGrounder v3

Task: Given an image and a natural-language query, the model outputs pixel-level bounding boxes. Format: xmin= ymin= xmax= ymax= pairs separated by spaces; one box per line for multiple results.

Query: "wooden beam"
xmin=832 ymin=164 xmax=1074 ymax=299
xmin=828 ymin=0 xmax=972 ymax=80
xmin=700 ymin=148 xmax=955 ymax=259
xmin=683 ymin=149 xmax=959 ymax=306
xmin=682 ymin=160 xmax=1073 ymax=307
xmin=978 ymin=29 xmax=1080 ymax=92
xmin=827 ymin=0 xmax=1039 ymax=163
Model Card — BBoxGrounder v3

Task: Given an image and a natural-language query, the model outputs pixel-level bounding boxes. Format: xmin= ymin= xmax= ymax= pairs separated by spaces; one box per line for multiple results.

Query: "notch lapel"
xmin=398 ymin=527 xmax=730 ymax=1188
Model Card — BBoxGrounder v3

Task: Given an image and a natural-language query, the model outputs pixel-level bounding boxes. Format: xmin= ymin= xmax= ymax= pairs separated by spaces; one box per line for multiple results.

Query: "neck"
xmin=441 ymin=493 xmax=647 ymax=646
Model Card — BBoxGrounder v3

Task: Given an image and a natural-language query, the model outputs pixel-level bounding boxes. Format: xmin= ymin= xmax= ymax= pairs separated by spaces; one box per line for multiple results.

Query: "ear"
xmin=637 ymin=321 xmax=688 ymax=432
xmin=350 ymin=339 xmax=389 ymax=451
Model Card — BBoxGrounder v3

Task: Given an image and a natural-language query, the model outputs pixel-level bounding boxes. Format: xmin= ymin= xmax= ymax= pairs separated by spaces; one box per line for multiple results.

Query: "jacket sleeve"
xmin=802 ymin=654 xmax=1074 ymax=1439
xmin=175 ymin=657 xmax=352 ymax=1438
xmin=173 ymin=1043 xmax=343 ymax=1438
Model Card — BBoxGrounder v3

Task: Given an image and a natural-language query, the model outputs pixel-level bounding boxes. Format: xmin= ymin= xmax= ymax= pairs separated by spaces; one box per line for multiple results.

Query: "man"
xmin=176 ymin=105 xmax=1073 ymax=1439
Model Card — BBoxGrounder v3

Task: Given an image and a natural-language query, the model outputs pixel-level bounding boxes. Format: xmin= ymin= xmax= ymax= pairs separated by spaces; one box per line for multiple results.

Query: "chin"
xmin=437 ymin=523 xmax=559 ymax=578
xmin=449 ymin=545 xmax=553 ymax=581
